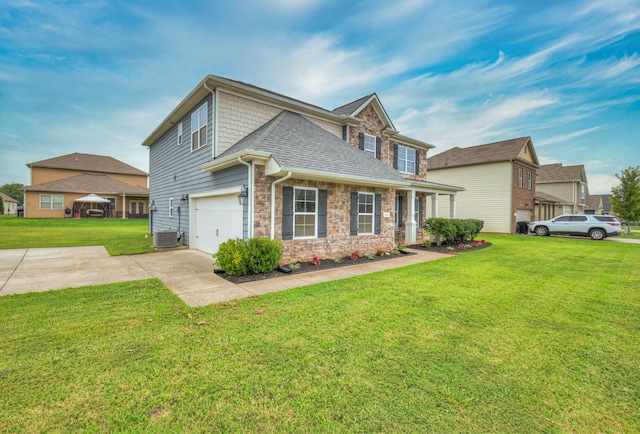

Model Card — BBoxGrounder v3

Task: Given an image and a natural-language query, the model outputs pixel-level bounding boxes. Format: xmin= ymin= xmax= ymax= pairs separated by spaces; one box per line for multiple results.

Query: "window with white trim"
xmin=518 ymin=168 xmax=523 ymax=188
xmin=169 ymin=198 xmax=174 ymax=218
xmin=358 ymin=192 xmax=374 ymax=234
xmin=528 ymin=171 xmax=532 ymax=190
xmin=397 ymin=145 xmax=416 ymax=174
xmin=178 ymin=122 xmax=183 ymax=145
xmin=191 ymin=102 xmax=207 ymax=151
xmin=363 ymin=133 xmax=376 ymax=158
xmin=40 ymin=194 xmax=63 ymax=210
xmin=294 ymin=188 xmax=317 ymax=238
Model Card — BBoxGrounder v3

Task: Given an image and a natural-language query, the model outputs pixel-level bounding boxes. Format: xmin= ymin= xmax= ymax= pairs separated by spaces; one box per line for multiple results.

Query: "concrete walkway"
xmin=0 ymin=246 xmax=451 ymax=307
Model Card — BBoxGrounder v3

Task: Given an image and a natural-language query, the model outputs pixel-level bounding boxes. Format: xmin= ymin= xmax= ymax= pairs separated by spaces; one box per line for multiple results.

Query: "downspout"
xmin=237 ymin=156 xmax=253 ymax=239
xmin=203 ymin=82 xmax=218 ymax=157
xmin=271 ymin=171 xmax=292 ymax=239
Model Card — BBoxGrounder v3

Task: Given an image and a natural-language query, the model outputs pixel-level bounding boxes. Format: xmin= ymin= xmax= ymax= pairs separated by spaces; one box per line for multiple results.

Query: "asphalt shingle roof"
xmin=536 ymin=163 xmax=587 ymax=183
xmin=218 ymin=111 xmax=407 ymax=184
xmin=0 ymin=192 xmax=18 ymax=203
xmin=427 ymin=137 xmax=535 ymax=170
xmin=332 ymin=95 xmax=374 ymax=116
xmin=24 ymin=173 xmax=149 ymax=195
xmin=27 ymin=153 xmax=148 ymax=176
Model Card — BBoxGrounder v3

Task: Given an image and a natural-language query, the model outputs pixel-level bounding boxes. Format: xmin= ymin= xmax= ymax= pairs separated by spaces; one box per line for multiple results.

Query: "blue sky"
xmin=1 ymin=0 xmax=638 ymax=194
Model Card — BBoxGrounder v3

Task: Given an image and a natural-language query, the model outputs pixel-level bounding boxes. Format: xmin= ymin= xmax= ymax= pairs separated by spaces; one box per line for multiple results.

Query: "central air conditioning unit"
xmin=153 ymin=230 xmax=178 ymax=248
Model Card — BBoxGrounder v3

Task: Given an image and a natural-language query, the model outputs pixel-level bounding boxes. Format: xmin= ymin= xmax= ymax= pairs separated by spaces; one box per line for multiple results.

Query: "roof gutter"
xmin=203 ymin=82 xmax=219 ymax=157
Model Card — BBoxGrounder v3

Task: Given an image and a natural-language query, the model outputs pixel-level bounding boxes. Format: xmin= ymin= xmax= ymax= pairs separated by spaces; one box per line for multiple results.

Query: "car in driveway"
xmin=527 ymin=214 xmax=622 ymax=240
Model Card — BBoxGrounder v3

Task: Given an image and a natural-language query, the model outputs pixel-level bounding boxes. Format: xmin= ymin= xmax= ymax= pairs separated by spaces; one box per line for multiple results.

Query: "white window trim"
xmin=363 ymin=133 xmax=376 ymax=158
xmin=358 ymin=192 xmax=375 ymax=235
xmin=169 ymin=197 xmax=174 ymax=218
xmin=191 ymin=102 xmax=208 ymax=152
xmin=40 ymin=194 xmax=63 ymax=210
xmin=518 ymin=168 xmax=523 ymax=188
xmin=397 ymin=145 xmax=416 ymax=174
xmin=178 ymin=122 xmax=183 ymax=146
xmin=293 ymin=187 xmax=318 ymax=239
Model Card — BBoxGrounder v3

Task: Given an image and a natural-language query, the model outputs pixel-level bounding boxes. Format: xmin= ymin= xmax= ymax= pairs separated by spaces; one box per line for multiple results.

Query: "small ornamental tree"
xmin=609 ymin=166 xmax=640 ymax=234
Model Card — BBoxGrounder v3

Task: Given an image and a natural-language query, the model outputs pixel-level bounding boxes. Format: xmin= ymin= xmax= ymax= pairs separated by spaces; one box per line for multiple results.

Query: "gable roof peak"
xmin=27 ymin=152 xmax=148 ymax=176
xmin=427 ymin=136 xmax=538 ymax=170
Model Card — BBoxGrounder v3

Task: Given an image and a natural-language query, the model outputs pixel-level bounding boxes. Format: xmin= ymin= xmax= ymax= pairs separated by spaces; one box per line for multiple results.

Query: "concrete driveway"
xmin=0 ymin=246 xmax=451 ymax=307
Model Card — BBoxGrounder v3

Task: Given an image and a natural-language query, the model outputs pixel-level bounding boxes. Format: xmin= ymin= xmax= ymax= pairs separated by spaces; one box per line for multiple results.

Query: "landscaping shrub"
xmin=214 ymin=237 xmax=283 ymax=275
xmin=247 ymin=238 xmax=282 ymax=273
xmin=423 ymin=217 xmax=484 ymax=245
xmin=214 ymin=238 xmax=250 ymax=276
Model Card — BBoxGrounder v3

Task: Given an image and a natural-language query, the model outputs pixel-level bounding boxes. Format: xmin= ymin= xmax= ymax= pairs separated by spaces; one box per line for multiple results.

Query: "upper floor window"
xmin=528 ymin=171 xmax=533 ymax=190
xmin=191 ymin=102 xmax=207 ymax=151
xmin=363 ymin=134 xmax=377 ymax=158
xmin=581 ymin=185 xmax=586 ymax=204
xmin=518 ymin=168 xmax=523 ymax=188
xmin=40 ymin=194 xmax=63 ymax=210
xmin=397 ymin=145 xmax=416 ymax=174
xmin=169 ymin=197 xmax=174 ymax=218
xmin=358 ymin=193 xmax=374 ymax=234
xmin=178 ymin=122 xmax=183 ymax=146
xmin=294 ymin=188 xmax=317 ymax=238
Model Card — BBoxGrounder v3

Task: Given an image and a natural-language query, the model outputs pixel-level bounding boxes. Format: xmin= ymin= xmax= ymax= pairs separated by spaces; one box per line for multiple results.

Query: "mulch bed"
xmin=215 ymin=242 xmax=492 ymax=284
xmin=408 ymin=241 xmax=493 ymax=254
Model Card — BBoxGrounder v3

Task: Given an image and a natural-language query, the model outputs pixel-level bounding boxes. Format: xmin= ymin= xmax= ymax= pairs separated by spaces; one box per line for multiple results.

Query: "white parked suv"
xmin=527 ymin=214 xmax=622 ymax=240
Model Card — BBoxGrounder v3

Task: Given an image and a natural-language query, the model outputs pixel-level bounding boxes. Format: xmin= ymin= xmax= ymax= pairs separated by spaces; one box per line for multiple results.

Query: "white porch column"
xmin=122 ymin=193 xmax=126 ymax=219
xmin=449 ymin=194 xmax=457 ymax=218
xmin=404 ymin=189 xmax=417 ymax=244
xmin=431 ymin=193 xmax=439 ymax=218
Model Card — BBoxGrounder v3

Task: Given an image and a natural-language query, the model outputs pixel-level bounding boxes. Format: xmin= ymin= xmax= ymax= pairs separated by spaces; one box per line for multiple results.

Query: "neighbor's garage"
xmin=193 ymin=194 xmax=243 ymax=254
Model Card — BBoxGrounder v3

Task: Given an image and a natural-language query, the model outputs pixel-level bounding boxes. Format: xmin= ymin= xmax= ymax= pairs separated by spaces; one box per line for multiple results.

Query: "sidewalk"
xmin=0 ymin=247 xmax=451 ymax=307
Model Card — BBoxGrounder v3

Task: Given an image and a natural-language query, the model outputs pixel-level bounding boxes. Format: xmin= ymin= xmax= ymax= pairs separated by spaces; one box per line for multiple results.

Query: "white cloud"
xmin=535 ymin=127 xmax=601 ymax=147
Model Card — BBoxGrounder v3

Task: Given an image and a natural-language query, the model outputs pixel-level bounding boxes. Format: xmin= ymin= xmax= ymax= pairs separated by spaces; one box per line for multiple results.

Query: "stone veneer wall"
xmin=252 ymin=165 xmax=396 ymax=264
xmin=348 ymin=105 xmax=428 ymax=182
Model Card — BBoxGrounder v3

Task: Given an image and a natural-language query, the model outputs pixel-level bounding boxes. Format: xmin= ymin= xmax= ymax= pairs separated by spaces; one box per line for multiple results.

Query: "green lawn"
xmin=0 ymin=217 xmax=154 ymax=255
xmin=1 ymin=235 xmax=639 ymax=432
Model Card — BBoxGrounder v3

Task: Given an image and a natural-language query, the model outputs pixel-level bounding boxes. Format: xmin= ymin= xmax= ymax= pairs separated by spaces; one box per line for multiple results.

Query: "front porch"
xmin=395 ymin=185 xmax=461 ymax=244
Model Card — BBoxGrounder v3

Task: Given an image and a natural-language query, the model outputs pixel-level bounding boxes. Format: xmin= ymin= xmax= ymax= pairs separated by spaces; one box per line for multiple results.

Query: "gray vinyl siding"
xmin=148 ymin=94 xmax=249 ymax=246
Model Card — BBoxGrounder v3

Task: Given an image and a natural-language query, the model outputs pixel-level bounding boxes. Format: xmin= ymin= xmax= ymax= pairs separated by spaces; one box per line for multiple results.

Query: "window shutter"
xmin=414 ymin=149 xmax=420 ymax=175
xmin=350 ymin=191 xmax=358 ymax=236
xmin=376 ymin=137 xmax=382 ymax=160
xmin=418 ymin=197 xmax=423 ymax=227
xmin=358 ymin=132 xmax=364 ymax=150
xmin=374 ymin=194 xmax=382 ymax=235
xmin=397 ymin=196 xmax=403 ymax=228
xmin=393 ymin=144 xmax=398 ymax=169
xmin=318 ymin=189 xmax=327 ymax=238
xmin=282 ymin=186 xmax=294 ymax=240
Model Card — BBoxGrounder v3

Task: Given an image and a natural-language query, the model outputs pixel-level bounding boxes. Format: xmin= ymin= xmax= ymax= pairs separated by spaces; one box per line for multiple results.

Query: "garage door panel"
xmin=194 ymin=195 xmax=243 ymax=254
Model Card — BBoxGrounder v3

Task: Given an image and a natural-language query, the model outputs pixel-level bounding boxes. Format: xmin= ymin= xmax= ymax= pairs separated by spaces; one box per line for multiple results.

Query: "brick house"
xmin=425 ymin=137 xmax=540 ymax=233
xmin=23 ymin=153 xmax=149 ymax=218
xmin=142 ymin=75 xmax=463 ymax=263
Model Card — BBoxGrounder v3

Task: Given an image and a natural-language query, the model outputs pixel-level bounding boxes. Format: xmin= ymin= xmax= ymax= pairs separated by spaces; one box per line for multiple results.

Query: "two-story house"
xmin=535 ymin=163 xmax=589 ymax=216
xmin=23 ymin=153 xmax=149 ymax=218
xmin=142 ymin=75 xmax=463 ymax=263
xmin=425 ymin=137 xmax=540 ymax=233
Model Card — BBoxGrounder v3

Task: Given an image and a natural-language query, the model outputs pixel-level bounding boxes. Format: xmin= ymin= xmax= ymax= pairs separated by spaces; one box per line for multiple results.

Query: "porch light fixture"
xmin=237 ymin=185 xmax=248 ymax=206
xmin=180 ymin=194 xmax=189 ymax=206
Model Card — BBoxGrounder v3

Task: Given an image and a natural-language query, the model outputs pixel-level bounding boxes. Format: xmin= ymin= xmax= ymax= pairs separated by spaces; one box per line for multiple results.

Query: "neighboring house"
xmin=23 ymin=153 xmax=149 ymax=218
xmin=585 ymin=194 xmax=604 ymax=214
xmin=425 ymin=137 xmax=540 ymax=234
xmin=0 ymin=192 xmax=18 ymax=214
xmin=535 ymin=163 xmax=589 ymax=215
xmin=601 ymin=194 xmax=613 ymax=215
xmin=142 ymin=75 xmax=463 ymax=263
xmin=533 ymin=191 xmax=573 ymax=220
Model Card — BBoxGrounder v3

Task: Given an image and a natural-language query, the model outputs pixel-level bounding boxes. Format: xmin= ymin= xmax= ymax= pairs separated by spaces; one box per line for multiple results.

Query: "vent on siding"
xmin=153 ymin=230 xmax=177 ymax=248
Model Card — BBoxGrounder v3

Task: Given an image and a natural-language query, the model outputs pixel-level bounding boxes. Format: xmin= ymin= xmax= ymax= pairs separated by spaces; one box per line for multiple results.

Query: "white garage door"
xmin=516 ymin=209 xmax=531 ymax=222
xmin=193 ymin=194 xmax=243 ymax=254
